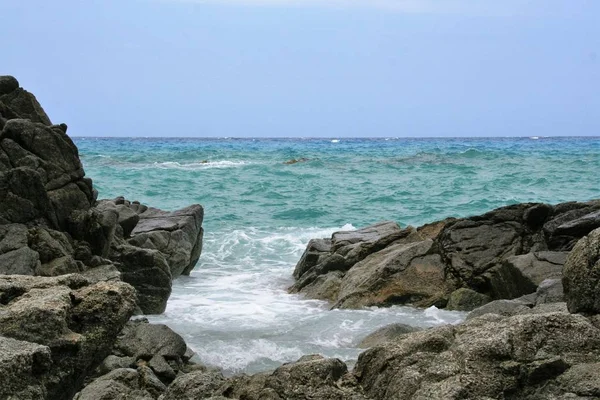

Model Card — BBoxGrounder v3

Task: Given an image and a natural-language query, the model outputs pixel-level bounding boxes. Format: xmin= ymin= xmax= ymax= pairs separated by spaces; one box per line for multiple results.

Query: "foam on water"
xmin=148 ymin=225 xmax=466 ymax=374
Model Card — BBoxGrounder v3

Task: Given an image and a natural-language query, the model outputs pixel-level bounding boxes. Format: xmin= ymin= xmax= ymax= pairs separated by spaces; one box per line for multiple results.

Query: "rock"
xmin=109 ymin=244 xmax=172 ymax=314
xmin=0 ymin=274 xmax=137 ymax=400
xmin=129 ymin=204 xmax=204 ymax=277
xmin=563 ymin=227 xmax=600 ymax=314
xmin=113 ymin=319 xmax=187 ymax=365
xmin=333 ymin=239 xmax=450 ymax=309
xmin=0 ymin=246 xmax=40 ymax=275
xmin=0 ymin=336 xmax=52 ymax=400
xmin=295 ymin=270 xmax=343 ymax=302
xmin=354 ymin=312 xmax=600 ymax=400
xmin=0 ymin=75 xmax=19 ymax=95
xmin=467 ymin=298 xmax=532 ymax=320
xmin=73 ymin=367 xmax=166 ymax=400
xmin=358 ymin=323 xmax=423 ymax=348
xmin=544 ymin=201 xmax=600 ymax=250
xmin=446 ymin=287 xmax=491 ymax=311
xmin=0 ymin=166 xmax=55 ymax=226
xmin=284 ymin=157 xmax=309 ymax=165
xmin=535 ymin=278 xmax=564 ymax=305
xmin=160 ymin=370 xmax=227 ymax=400
xmin=0 ymin=88 xmax=51 ymax=124
xmin=96 ymin=355 xmax=136 ymax=376
xmin=116 ymin=204 xmax=140 ymax=237
xmin=501 ymin=251 xmax=566 ymax=288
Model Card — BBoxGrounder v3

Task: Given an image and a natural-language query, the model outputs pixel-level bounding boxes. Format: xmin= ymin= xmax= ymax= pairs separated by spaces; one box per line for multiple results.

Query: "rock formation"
xmin=0 ymin=76 xmax=204 ymax=314
xmin=291 ymin=201 xmax=600 ymax=311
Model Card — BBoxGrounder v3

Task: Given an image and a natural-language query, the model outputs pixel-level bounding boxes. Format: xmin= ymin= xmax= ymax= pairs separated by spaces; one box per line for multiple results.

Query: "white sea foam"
xmin=152 ymin=160 xmax=252 ymax=170
xmin=331 ymin=139 xmax=340 ymax=143
xmin=148 ymin=224 xmax=466 ymax=374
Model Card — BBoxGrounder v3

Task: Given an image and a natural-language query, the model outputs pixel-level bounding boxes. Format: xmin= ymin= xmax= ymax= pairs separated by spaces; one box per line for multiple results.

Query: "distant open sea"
xmin=75 ymin=136 xmax=600 ymax=374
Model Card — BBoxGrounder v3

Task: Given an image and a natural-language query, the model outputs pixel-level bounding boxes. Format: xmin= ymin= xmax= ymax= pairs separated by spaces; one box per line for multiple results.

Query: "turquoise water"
xmin=76 ymin=136 xmax=600 ymax=373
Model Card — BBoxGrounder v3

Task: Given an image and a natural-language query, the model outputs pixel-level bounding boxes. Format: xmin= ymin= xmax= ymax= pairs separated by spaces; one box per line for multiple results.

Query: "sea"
xmin=75 ymin=136 xmax=600 ymax=375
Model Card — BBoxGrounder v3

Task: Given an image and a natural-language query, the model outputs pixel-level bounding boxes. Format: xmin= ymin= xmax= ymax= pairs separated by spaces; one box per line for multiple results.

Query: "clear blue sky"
xmin=1 ymin=0 xmax=598 ymax=137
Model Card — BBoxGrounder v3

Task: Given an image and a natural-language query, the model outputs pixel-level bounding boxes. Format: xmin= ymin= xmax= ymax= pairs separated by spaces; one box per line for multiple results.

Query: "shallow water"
xmin=75 ymin=136 xmax=599 ymax=374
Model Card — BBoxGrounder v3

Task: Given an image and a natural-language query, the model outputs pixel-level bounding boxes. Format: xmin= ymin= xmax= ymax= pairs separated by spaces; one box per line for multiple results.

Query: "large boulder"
xmin=0 ymin=274 xmax=137 ymax=400
xmin=162 ymin=354 xmax=367 ymax=400
xmin=563 ymin=227 xmax=600 ymax=314
xmin=354 ymin=312 xmax=600 ymax=400
xmin=333 ymin=239 xmax=450 ymax=309
xmin=292 ymin=200 xmax=600 ymax=309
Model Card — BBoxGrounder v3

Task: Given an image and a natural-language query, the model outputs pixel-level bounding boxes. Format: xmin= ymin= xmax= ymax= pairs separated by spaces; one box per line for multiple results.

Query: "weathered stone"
xmin=334 ymin=239 xmax=450 ymax=309
xmin=446 ymin=287 xmax=491 ymax=311
xmin=160 ymin=370 xmax=227 ymax=400
xmin=129 ymin=204 xmax=204 ymax=278
xmin=467 ymin=299 xmax=532 ymax=320
xmin=535 ymin=278 xmax=564 ymax=305
xmin=358 ymin=323 xmax=423 ymax=348
xmin=113 ymin=320 xmax=187 ymax=361
xmin=110 ymin=245 xmax=172 ymax=314
xmin=0 ymin=246 xmax=40 ymax=275
xmin=0 ymin=75 xmax=19 ymax=95
xmin=73 ymin=367 xmax=165 ymax=400
xmin=0 ymin=88 xmax=51 ymax=124
xmin=354 ymin=312 xmax=600 ymax=400
xmin=0 ymin=275 xmax=137 ymax=400
xmin=0 ymin=336 xmax=52 ymax=400
xmin=563 ymin=227 xmax=600 ymax=314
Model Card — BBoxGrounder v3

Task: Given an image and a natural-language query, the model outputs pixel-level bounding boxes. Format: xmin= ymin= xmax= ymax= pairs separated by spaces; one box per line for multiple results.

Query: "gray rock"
xmin=0 ymin=246 xmax=40 ymax=275
xmin=73 ymin=367 xmax=165 ymax=400
xmin=96 ymin=355 xmax=136 ymax=376
xmin=358 ymin=323 xmax=423 ymax=348
xmin=467 ymin=299 xmax=531 ymax=320
xmin=354 ymin=312 xmax=600 ymax=400
xmin=114 ymin=320 xmax=187 ymax=361
xmin=160 ymin=370 xmax=227 ymax=400
xmin=0 ymin=336 xmax=52 ymax=400
xmin=0 ymin=275 xmax=137 ymax=400
xmin=333 ymin=239 xmax=450 ymax=309
xmin=563 ymin=227 xmax=600 ymax=314
xmin=535 ymin=278 xmax=564 ymax=305
xmin=446 ymin=287 xmax=491 ymax=311
xmin=129 ymin=204 xmax=204 ymax=277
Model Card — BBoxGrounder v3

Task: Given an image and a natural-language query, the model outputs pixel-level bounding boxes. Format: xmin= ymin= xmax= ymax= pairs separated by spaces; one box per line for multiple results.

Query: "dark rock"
xmin=160 ymin=370 xmax=227 ymax=400
xmin=358 ymin=323 xmax=423 ymax=348
xmin=0 ymin=167 xmax=55 ymax=226
xmin=0 ymin=88 xmax=51 ymax=124
xmin=0 ymin=246 xmax=40 ymax=275
xmin=129 ymin=204 xmax=204 ymax=277
xmin=563 ymin=227 xmax=600 ymax=314
xmin=109 ymin=244 xmax=172 ymax=314
xmin=354 ymin=312 xmax=600 ymax=400
xmin=446 ymin=287 xmax=491 ymax=311
xmin=0 ymin=75 xmax=19 ymax=95
xmin=73 ymin=367 xmax=166 ymax=400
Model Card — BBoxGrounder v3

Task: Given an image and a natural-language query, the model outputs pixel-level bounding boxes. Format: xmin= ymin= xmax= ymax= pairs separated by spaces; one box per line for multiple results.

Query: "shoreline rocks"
xmin=291 ymin=201 xmax=600 ymax=311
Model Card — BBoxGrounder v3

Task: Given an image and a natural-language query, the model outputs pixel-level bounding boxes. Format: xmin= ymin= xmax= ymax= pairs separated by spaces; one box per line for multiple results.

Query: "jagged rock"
xmin=0 ymin=87 xmax=51 ymax=124
xmin=563 ymin=227 xmax=600 ymax=314
xmin=293 ymin=201 xmax=600 ymax=309
xmin=354 ymin=312 xmax=600 ymax=400
xmin=109 ymin=244 xmax=172 ymax=314
xmin=446 ymin=287 xmax=492 ymax=311
xmin=334 ymin=239 xmax=450 ymax=309
xmin=466 ymin=299 xmax=532 ymax=320
xmin=535 ymin=278 xmax=564 ymax=305
xmin=128 ymin=204 xmax=204 ymax=277
xmin=163 ymin=355 xmax=365 ymax=400
xmin=0 ymin=166 xmax=55 ymax=226
xmin=0 ymin=336 xmax=52 ymax=400
xmin=358 ymin=323 xmax=423 ymax=348
xmin=73 ymin=367 xmax=166 ymax=400
xmin=0 ymin=75 xmax=19 ymax=95
xmin=0 ymin=274 xmax=137 ymax=400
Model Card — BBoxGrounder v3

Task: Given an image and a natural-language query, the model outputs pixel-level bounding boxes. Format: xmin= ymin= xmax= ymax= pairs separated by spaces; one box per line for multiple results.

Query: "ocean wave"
xmin=153 ymin=160 xmax=252 ymax=169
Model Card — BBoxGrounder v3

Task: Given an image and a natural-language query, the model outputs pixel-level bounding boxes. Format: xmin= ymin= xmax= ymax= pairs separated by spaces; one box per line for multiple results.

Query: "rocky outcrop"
xmin=292 ymin=201 xmax=600 ymax=310
xmin=0 ymin=274 xmax=137 ymax=400
xmin=354 ymin=312 xmax=600 ymax=400
xmin=357 ymin=323 xmax=423 ymax=348
xmin=0 ymin=76 xmax=205 ymax=314
xmin=563 ymin=227 xmax=600 ymax=314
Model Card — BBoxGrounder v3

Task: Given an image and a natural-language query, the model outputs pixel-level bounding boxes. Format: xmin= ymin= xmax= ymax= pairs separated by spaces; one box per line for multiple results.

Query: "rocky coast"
xmin=2 ymin=76 xmax=600 ymax=399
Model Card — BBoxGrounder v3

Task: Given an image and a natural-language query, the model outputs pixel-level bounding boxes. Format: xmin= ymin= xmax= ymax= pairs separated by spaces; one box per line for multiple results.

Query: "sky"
xmin=1 ymin=0 xmax=599 ymax=137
